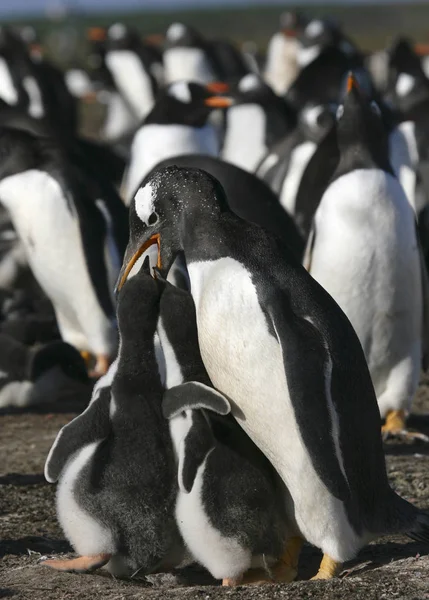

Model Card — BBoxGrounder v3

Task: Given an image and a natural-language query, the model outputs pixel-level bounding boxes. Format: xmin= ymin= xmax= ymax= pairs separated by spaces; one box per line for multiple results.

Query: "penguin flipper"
xmin=303 ymin=225 xmax=316 ymax=271
xmin=162 ymin=382 xmax=231 ymax=419
xmin=267 ymin=300 xmax=350 ymax=501
xmin=44 ymin=387 xmax=111 ymax=483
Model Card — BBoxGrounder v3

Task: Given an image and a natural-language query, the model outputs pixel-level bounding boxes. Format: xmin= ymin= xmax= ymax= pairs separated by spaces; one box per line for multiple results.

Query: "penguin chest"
xmin=164 ymin=48 xmax=216 ymax=85
xmin=310 ymin=170 xmax=422 ymax=364
xmin=222 ymin=105 xmax=267 ymax=172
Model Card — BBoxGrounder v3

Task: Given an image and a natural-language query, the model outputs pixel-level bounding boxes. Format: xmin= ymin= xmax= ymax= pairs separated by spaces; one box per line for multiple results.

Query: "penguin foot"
xmin=271 ymin=536 xmax=303 ymax=583
xmin=80 ymin=351 xmax=92 ymax=367
xmin=89 ymin=354 xmax=110 ymax=379
xmin=382 ymin=410 xmax=429 ymax=442
xmin=42 ymin=553 xmax=111 ymax=573
xmin=311 ymin=554 xmax=341 ymax=580
xmin=222 ymin=576 xmax=243 ymax=586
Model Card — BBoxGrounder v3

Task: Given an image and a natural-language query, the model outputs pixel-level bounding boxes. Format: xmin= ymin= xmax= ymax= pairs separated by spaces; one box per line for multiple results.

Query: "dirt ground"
xmin=2 ymin=383 xmax=429 ymax=599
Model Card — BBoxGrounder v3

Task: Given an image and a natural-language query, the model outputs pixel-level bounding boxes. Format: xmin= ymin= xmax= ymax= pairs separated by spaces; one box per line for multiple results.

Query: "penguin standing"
xmin=307 ymin=74 xmax=425 ymax=439
xmin=158 ymin=273 xmax=291 ymax=586
xmin=163 ymin=23 xmax=220 ymax=85
xmin=219 ymin=74 xmax=296 ymax=173
xmin=0 ymin=127 xmax=129 ymax=376
xmin=43 ymin=260 xmax=182 ymax=577
xmin=124 ymin=81 xmax=222 ymax=203
xmin=118 ymin=164 xmax=429 ymax=581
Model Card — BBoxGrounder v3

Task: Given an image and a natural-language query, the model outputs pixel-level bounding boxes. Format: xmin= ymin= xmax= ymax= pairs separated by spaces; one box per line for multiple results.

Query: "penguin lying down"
xmin=0 ymin=334 xmax=91 ymax=409
xmin=43 ymin=260 xmax=294 ymax=585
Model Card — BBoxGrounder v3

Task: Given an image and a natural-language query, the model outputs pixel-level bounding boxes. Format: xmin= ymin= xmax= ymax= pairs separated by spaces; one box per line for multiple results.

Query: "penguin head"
xmin=116 ymin=255 xmax=165 ymax=338
xmin=297 ymin=19 xmax=357 ymax=68
xmin=279 ymin=10 xmax=308 ymax=37
xmin=386 ymin=37 xmax=429 ymax=117
xmin=106 ymin=23 xmax=141 ymax=52
xmin=144 ymin=81 xmax=226 ymax=128
xmin=299 ymin=102 xmax=336 ymax=142
xmin=164 ymin=23 xmax=205 ymax=51
xmin=117 ymin=166 xmax=227 ymax=292
xmin=335 ymin=72 xmax=392 ymax=173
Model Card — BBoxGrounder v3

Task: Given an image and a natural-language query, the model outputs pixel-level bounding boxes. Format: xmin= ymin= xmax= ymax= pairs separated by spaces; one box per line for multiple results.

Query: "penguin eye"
xmin=148 ymin=212 xmax=159 ymax=226
xmin=336 ymin=105 xmax=344 ymax=120
xmin=370 ymin=101 xmax=381 ymax=117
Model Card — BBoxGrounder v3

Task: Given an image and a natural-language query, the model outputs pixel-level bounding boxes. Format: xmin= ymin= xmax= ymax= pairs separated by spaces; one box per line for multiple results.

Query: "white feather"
xmin=222 ymin=104 xmax=267 ymax=173
xmin=279 ymin=141 xmax=316 ymax=215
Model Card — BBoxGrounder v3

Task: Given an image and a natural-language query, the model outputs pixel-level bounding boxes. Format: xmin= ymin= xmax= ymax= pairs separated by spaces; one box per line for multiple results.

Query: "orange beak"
xmin=117 ymin=234 xmax=161 ymax=292
xmin=206 ymin=82 xmax=230 ymax=93
xmin=88 ymin=27 xmax=107 ymax=42
xmin=282 ymin=28 xmax=297 ymax=38
xmin=145 ymin=33 xmax=165 ymax=45
xmin=204 ymin=96 xmax=233 ymax=108
xmin=415 ymin=43 xmax=429 ymax=56
xmin=346 ymin=72 xmax=359 ymax=93
xmin=82 ymin=91 xmax=98 ymax=103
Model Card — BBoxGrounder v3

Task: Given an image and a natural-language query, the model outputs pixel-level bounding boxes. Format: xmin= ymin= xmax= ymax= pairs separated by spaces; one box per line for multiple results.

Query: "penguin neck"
xmin=115 ymin=331 xmax=163 ymax=393
xmin=335 ymin=141 xmax=393 ymax=179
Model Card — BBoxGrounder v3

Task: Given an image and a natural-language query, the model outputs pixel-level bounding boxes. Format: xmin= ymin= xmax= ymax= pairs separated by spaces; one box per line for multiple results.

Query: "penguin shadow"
xmin=0 ymin=392 xmax=92 ymax=417
xmin=0 ymin=536 xmax=71 ymax=559
xmin=0 ymin=473 xmax=45 ymax=486
xmin=0 ymin=589 xmax=17 ymax=598
xmin=383 ymin=413 xmax=429 ymax=456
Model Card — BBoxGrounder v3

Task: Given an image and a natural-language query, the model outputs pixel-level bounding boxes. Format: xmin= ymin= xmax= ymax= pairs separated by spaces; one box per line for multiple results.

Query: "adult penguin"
xmin=117 ymin=164 xmax=429 ymax=581
xmin=0 ymin=127 xmax=129 ymax=376
xmin=218 ymin=74 xmax=296 ymax=173
xmin=306 ymin=73 xmax=428 ymax=440
xmin=123 ymin=81 xmax=222 ymax=203
xmin=163 ymin=23 xmax=221 ymax=85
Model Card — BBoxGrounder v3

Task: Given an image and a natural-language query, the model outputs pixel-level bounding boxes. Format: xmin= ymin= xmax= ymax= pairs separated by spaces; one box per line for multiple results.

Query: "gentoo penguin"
xmin=0 ymin=334 xmax=90 ymax=409
xmin=163 ymin=23 xmax=220 ymax=85
xmin=307 ymin=73 xmax=425 ymax=439
xmin=264 ymin=11 xmax=307 ymax=96
xmin=158 ymin=273 xmax=291 ymax=585
xmin=118 ymin=164 xmax=429 ymax=581
xmin=256 ymin=102 xmax=336 ymax=229
xmin=210 ymin=39 xmax=251 ymax=83
xmin=0 ymin=127 xmax=129 ymax=376
xmin=124 ymin=81 xmax=221 ymax=203
xmin=152 ymin=154 xmax=305 ymax=259
xmin=104 ymin=23 xmax=158 ymax=123
xmin=219 ymin=74 xmax=296 ymax=173
xmin=43 ymin=259 xmax=182 ymax=576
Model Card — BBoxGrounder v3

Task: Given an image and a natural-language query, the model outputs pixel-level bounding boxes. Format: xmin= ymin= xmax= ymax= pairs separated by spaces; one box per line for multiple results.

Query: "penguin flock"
xmin=0 ymin=9 xmax=429 ymax=589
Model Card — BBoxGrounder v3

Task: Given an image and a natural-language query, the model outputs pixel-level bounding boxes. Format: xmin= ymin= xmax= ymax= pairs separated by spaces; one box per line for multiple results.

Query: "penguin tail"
xmin=390 ymin=492 xmax=429 ymax=544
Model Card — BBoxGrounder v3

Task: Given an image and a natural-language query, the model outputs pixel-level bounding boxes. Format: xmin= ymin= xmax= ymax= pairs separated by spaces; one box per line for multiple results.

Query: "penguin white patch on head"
xmin=303 ymin=105 xmax=324 ymax=128
xmin=0 ymin=57 xmax=18 ymax=105
xmin=169 ymin=81 xmax=192 ymax=103
xmin=167 ymin=23 xmax=186 ymax=41
xmin=396 ymin=73 xmax=416 ymax=97
xmin=336 ymin=104 xmax=344 ymax=120
xmin=305 ymin=20 xmax=324 ymax=38
xmin=109 ymin=23 xmax=126 ymax=40
xmin=134 ymin=184 xmax=157 ymax=225
xmin=238 ymin=74 xmax=260 ymax=93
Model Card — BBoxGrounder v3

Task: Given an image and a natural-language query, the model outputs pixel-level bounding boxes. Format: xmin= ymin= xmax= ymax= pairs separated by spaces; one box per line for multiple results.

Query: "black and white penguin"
xmin=124 ymin=81 xmax=222 ymax=203
xmin=163 ymin=23 xmax=220 ymax=85
xmin=210 ymin=39 xmax=251 ymax=83
xmin=263 ymin=11 xmax=307 ymax=95
xmin=219 ymin=74 xmax=296 ymax=173
xmin=306 ymin=73 xmax=426 ymax=439
xmin=104 ymin=23 xmax=159 ymax=123
xmin=0 ymin=127 xmax=129 ymax=376
xmin=158 ymin=273 xmax=291 ymax=586
xmin=43 ymin=259 xmax=182 ymax=576
xmin=0 ymin=334 xmax=90 ymax=409
xmin=256 ymin=102 xmax=336 ymax=227
xmin=118 ymin=164 xmax=429 ymax=580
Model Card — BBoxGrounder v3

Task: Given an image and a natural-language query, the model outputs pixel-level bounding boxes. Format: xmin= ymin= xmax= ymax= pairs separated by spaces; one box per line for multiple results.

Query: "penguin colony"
xmin=0 ymin=10 xmax=429 ymax=588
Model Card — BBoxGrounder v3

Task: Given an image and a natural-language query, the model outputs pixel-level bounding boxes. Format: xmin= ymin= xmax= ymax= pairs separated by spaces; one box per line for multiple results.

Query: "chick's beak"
xmin=116 ymin=233 xmax=161 ymax=292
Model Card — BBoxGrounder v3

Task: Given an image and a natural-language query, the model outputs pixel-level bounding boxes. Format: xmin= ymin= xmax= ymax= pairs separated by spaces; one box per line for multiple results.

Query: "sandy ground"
xmin=2 ymin=381 xmax=429 ymax=599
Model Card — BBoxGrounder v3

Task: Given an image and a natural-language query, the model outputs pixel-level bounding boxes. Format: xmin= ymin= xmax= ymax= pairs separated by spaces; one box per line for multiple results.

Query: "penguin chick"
xmin=43 ymin=258 xmax=182 ymax=578
xmin=158 ymin=271 xmax=293 ymax=586
xmin=0 ymin=335 xmax=90 ymax=409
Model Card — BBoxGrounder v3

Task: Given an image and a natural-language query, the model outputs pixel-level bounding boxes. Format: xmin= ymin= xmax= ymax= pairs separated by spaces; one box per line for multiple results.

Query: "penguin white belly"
xmin=221 ymin=105 xmax=266 ymax=173
xmin=175 ymin=456 xmax=251 ymax=580
xmin=57 ymin=442 xmax=115 ymax=556
xmin=264 ymin=34 xmax=298 ymax=96
xmin=0 ymin=170 xmax=115 ymax=354
xmin=106 ymin=50 xmax=154 ymax=120
xmin=310 ymin=170 xmax=421 ymax=414
xmin=188 ymin=257 xmax=362 ymax=561
xmin=0 ymin=57 xmax=18 ymax=105
xmin=102 ymin=91 xmax=139 ymax=141
xmin=279 ymin=141 xmax=316 ymax=215
xmin=164 ymin=48 xmax=216 ymax=85
xmin=125 ymin=124 xmax=220 ymax=203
